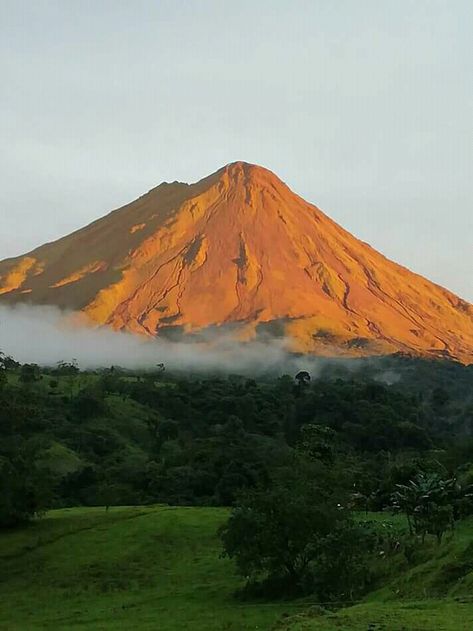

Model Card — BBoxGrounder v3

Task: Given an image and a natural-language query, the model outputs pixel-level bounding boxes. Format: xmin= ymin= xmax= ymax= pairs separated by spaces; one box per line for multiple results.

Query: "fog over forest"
xmin=0 ymin=304 xmax=325 ymax=375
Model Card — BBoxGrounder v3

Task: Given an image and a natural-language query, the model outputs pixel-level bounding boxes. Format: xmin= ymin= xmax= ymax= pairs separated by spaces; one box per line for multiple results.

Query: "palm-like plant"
xmin=392 ymin=473 xmax=457 ymax=542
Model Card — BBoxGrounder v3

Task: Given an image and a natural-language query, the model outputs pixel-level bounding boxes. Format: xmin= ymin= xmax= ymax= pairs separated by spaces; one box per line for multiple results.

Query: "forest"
xmin=1 ymin=349 xmax=473 ymax=605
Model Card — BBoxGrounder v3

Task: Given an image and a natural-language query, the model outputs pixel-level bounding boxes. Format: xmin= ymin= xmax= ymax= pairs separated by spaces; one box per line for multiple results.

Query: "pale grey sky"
xmin=1 ymin=0 xmax=472 ymax=300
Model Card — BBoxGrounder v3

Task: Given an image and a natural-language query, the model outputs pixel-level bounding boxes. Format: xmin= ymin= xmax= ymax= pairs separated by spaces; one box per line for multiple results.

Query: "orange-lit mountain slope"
xmin=1 ymin=162 xmax=472 ymax=362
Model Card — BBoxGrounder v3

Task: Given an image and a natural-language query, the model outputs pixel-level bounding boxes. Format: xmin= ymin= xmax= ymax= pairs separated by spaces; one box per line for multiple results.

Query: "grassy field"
xmin=276 ymin=599 xmax=473 ymax=630
xmin=279 ymin=514 xmax=473 ymax=630
xmin=0 ymin=506 xmax=298 ymax=630
xmin=2 ymin=507 xmax=473 ymax=630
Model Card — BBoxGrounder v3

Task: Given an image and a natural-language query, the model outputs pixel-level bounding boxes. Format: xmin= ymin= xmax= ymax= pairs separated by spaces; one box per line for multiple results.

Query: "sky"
xmin=1 ymin=0 xmax=472 ymax=301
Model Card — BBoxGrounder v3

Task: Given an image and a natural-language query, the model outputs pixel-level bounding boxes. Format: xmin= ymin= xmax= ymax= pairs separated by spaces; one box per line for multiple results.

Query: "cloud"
xmin=0 ymin=304 xmax=322 ymax=376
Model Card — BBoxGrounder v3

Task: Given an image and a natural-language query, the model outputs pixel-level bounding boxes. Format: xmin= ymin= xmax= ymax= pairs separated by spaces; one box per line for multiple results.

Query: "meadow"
xmin=0 ymin=506 xmax=297 ymax=630
xmin=2 ymin=357 xmax=473 ymax=629
xmin=1 ymin=506 xmax=473 ymax=630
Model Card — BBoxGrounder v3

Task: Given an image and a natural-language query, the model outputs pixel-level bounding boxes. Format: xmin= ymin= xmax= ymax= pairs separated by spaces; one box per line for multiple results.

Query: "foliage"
xmin=392 ymin=473 xmax=458 ymax=543
xmin=3 ymin=506 xmax=473 ymax=630
xmin=220 ymin=458 xmax=377 ymax=599
xmin=1 ymin=349 xmax=473 ymax=622
xmin=19 ymin=363 xmax=41 ymax=384
xmin=0 ymin=445 xmax=52 ymax=527
xmin=0 ymin=352 xmax=472 ymax=528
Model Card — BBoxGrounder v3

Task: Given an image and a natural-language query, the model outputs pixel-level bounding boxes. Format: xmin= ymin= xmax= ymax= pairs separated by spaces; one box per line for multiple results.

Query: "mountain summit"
xmin=1 ymin=161 xmax=472 ymax=362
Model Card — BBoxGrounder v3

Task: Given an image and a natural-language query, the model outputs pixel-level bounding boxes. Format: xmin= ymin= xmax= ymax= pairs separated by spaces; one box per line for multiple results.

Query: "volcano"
xmin=1 ymin=161 xmax=472 ymax=362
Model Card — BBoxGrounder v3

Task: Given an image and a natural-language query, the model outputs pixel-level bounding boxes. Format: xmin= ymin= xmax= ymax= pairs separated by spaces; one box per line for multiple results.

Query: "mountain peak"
xmin=0 ymin=164 xmax=472 ymax=363
xmin=221 ymin=161 xmax=282 ymax=184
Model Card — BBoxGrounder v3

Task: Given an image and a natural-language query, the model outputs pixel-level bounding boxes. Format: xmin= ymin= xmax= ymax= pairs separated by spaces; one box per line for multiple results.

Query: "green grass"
xmin=276 ymin=599 xmax=473 ymax=630
xmin=278 ymin=515 xmax=473 ymax=630
xmin=2 ymin=508 xmax=473 ymax=630
xmin=0 ymin=506 xmax=298 ymax=630
xmin=367 ymin=516 xmax=473 ymax=601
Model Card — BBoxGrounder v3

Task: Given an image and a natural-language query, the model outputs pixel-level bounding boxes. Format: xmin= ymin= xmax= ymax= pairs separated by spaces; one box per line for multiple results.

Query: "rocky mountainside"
xmin=1 ymin=161 xmax=472 ymax=362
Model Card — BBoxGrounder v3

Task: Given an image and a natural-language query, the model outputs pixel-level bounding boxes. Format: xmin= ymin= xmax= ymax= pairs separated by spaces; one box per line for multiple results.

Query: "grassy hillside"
xmin=0 ymin=506 xmax=298 ymax=630
xmin=2 ymin=507 xmax=473 ymax=630
xmin=2 ymin=361 xmax=473 ymax=630
xmin=279 ymin=515 xmax=473 ymax=630
xmin=276 ymin=600 xmax=473 ymax=630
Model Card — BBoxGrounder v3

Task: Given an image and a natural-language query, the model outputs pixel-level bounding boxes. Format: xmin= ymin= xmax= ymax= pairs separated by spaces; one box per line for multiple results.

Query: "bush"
xmin=220 ymin=458 xmax=374 ymax=600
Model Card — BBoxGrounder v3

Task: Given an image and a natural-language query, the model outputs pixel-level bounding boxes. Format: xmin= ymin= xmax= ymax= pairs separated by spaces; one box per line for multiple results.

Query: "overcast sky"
xmin=1 ymin=0 xmax=472 ymax=301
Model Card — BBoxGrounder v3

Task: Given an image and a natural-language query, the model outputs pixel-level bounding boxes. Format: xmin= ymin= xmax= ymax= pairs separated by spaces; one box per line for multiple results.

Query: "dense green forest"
xmin=2 ymin=351 xmax=472 ymax=517
xmin=1 ymin=349 xmax=473 ymax=610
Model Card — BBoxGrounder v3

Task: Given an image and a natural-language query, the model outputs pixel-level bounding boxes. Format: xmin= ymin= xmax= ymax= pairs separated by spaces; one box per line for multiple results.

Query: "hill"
xmin=279 ymin=512 xmax=473 ymax=630
xmin=2 ymin=357 xmax=473 ymax=629
xmin=2 ymin=507 xmax=473 ymax=630
xmin=0 ymin=162 xmax=472 ymax=363
xmin=0 ymin=506 xmax=294 ymax=630
xmin=3 ymin=357 xmax=473 ymax=513
xmin=278 ymin=600 xmax=473 ymax=630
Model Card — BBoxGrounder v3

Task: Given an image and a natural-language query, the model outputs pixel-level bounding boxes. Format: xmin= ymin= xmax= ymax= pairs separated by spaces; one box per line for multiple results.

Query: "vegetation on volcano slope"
xmin=277 ymin=514 xmax=473 ymax=630
xmin=1 ymin=352 xmax=473 ymax=628
xmin=2 ymin=506 xmax=473 ymax=630
xmin=277 ymin=600 xmax=473 ymax=631
xmin=0 ymin=505 xmax=299 ymax=630
xmin=2 ymin=353 xmax=473 ymax=525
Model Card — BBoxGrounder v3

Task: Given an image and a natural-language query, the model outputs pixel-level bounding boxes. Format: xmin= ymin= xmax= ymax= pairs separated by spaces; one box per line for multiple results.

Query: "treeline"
xmin=1 ymin=351 xmax=473 ymax=530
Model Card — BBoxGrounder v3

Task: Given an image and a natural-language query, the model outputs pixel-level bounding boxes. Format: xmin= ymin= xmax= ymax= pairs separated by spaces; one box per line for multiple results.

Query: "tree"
xmin=299 ymin=423 xmax=337 ymax=464
xmin=295 ymin=370 xmax=311 ymax=387
xmin=72 ymin=387 xmax=107 ymax=419
xmin=0 ymin=447 xmax=53 ymax=527
xmin=0 ymin=352 xmax=19 ymax=371
xmin=392 ymin=473 xmax=457 ymax=543
xmin=55 ymin=360 xmax=79 ymax=398
xmin=55 ymin=360 xmax=79 ymax=376
xmin=0 ymin=384 xmax=53 ymax=527
xmin=431 ymin=386 xmax=450 ymax=412
xmin=19 ymin=363 xmax=41 ymax=384
xmin=219 ymin=458 xmax=370 ymax=598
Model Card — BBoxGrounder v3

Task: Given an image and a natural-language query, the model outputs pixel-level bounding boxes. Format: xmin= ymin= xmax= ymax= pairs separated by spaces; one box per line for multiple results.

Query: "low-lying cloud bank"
xmin=0 ymin=305 xmax=321 ymax=375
